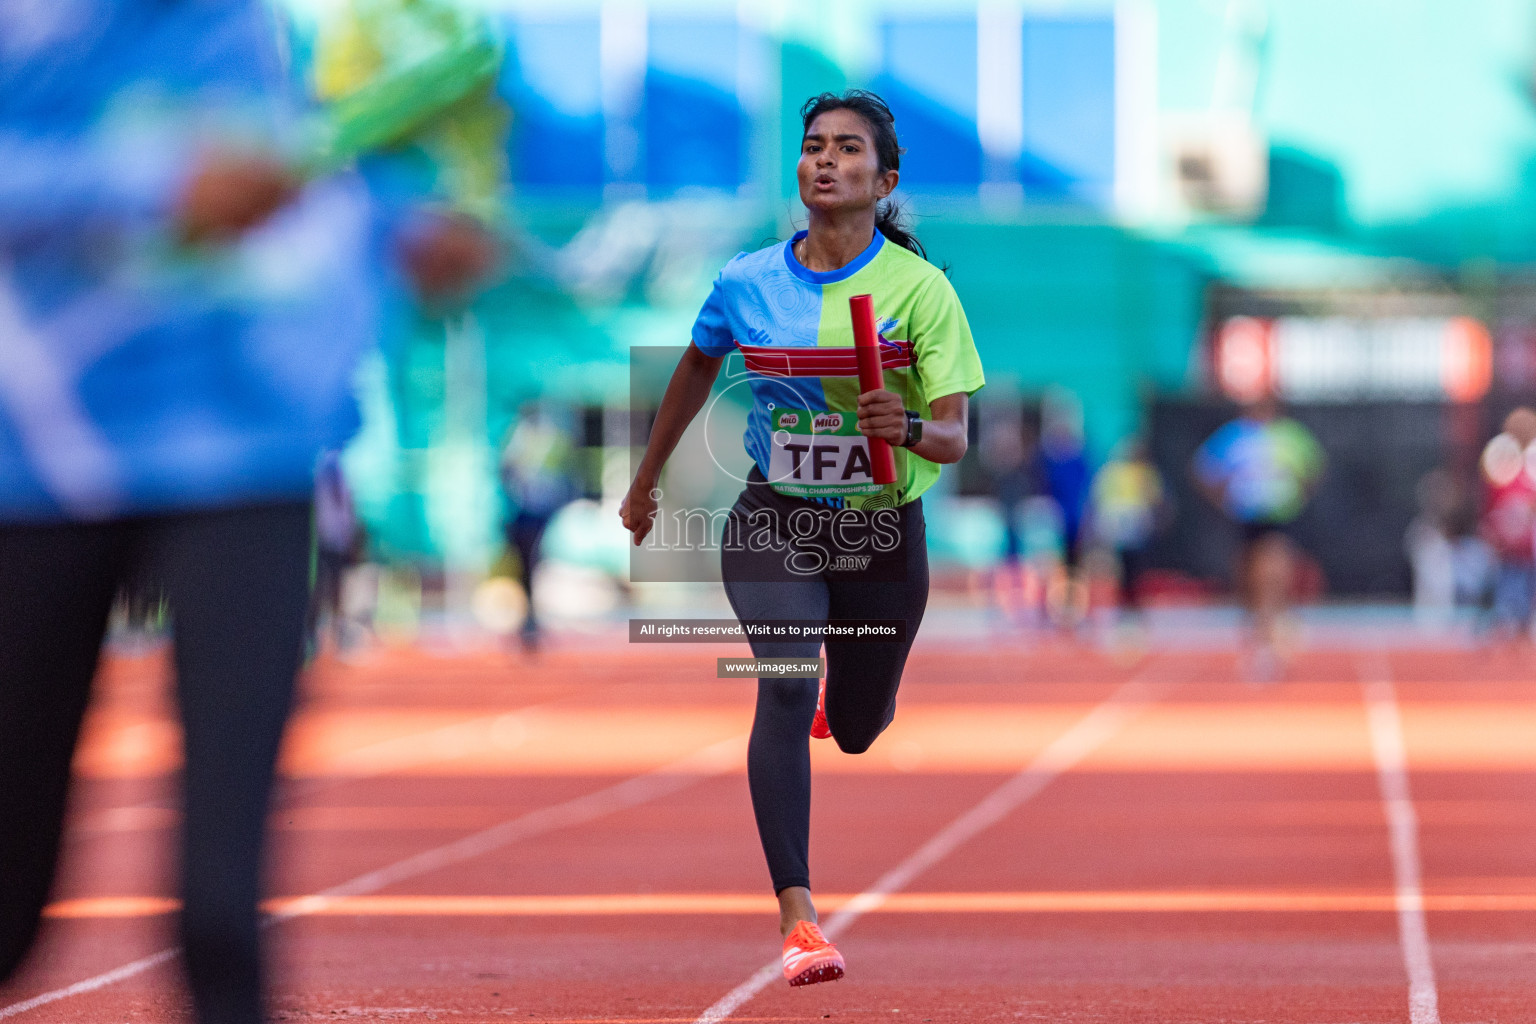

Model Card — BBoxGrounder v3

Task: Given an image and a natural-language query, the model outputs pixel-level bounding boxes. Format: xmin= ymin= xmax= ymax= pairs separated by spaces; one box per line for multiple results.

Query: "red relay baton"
xmin=849 ymin=293 xmax=897 ymax=485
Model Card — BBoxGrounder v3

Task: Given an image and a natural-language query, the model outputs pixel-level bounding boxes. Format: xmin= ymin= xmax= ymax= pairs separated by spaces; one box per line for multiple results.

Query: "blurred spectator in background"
xmin=1193 ymin=397 xmax=1325 ymax=681
xmin=1040 ymin=391 xmax=1091 ymax=567
xmin=0 ymin=2 xmax=379 ymax=1022
xmin=310 ymin=450 xmax=363 ymax=653
xmin=1478 ymin=407 xmax=1536 ymax=643
xmin=980 ymin=412 xmax=1041 ymax=621
xmin=499 ymin=404 xmax=579 ymax=652
xmin=1404 ymin=466 xmax=1496 ymax=629
xmin=1090 ymin=437 xmax=1168 ymax=618
xmin=1457 ymin=545 xmax=1499 ymax=619
xmin=1039 ymin=390 xmax=1093 ymax=627
xmin=1405 ymin=468 xmax=1462 ymax=627
xmin=1402 ymin=467 xmax=1496 ymax=622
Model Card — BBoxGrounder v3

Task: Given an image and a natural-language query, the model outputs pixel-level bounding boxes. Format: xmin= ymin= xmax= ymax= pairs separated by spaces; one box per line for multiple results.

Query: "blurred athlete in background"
xmin=1193 ymin=397 xmax=1325 ymax=680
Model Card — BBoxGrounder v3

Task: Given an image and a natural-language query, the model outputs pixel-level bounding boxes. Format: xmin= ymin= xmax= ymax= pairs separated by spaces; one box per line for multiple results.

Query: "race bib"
xmin=767 ymin=409 xmax=884 ymax=498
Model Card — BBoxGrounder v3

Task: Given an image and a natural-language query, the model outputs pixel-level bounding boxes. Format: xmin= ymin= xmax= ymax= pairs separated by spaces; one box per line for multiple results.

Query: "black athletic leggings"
xmin=0 ymin=501 xmax=311 ymax=1024
xmin=721 ymin=469 xmax=928 ymax=894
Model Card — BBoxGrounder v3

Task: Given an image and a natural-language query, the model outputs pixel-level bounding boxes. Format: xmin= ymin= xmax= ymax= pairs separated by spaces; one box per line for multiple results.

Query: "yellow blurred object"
xmin=312 ymin=6 xmax=385 ymax=101
xmin=471 ymin=575 xmax=528 ymax=634
xmin=308 ymin=0 xmax=509 ymax=219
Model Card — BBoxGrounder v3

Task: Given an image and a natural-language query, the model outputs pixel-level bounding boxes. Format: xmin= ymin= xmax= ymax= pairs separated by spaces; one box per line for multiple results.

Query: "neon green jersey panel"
xmin=810 ymin=243 xmax=986 ymax=509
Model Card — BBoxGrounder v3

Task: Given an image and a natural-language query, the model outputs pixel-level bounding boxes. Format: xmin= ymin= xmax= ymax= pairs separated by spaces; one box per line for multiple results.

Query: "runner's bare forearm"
xmin=632 ymin=342 xmax=724 ymax=488
xmin=909 ymin=392 xmax=968 ymax=464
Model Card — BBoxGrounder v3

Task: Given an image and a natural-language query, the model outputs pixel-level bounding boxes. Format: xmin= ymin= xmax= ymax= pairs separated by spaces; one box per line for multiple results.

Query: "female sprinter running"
xmin=620 ymin=90 xmax=984 ymax=986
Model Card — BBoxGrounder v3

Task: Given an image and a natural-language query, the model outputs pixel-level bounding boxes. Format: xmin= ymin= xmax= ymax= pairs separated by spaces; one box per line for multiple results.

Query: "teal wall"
xmin=1157 ymin=0 xmax=1536 ymax=261
xmin=921 ymin=221 xmax=1207 ymax=452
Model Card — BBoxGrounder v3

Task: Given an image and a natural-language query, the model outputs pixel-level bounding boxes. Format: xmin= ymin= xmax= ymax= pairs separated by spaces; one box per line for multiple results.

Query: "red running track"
xmin=3 ymin=642 xmax=1535 ymax=1022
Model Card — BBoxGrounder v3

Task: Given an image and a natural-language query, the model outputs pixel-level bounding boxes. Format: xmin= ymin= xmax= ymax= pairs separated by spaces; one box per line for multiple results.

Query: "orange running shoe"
xmin=810 ymin=678 xmax=832 ymax=739
xmin=781 ymin=920 xmax=844 ymax=987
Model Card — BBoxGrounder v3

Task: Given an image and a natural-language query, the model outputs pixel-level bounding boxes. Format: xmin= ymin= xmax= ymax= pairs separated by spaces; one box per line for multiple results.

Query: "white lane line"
xmin=274 ymin=734 xmax=742 ymax=914
xmin=0 ymin=735 xmax=745 ymax=1019
xmin=694 ymin=671 xmax=1170 ymax=1024
xmin=0 ymin=949 xmax=178 ymax=1020
xmin=1360 ymin=657 xmax=1440 ymax=1024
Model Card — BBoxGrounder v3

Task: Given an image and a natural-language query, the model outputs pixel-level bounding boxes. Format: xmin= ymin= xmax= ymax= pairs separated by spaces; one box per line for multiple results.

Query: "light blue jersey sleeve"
xmin=689 ymin=256 xmax=746 ymax=357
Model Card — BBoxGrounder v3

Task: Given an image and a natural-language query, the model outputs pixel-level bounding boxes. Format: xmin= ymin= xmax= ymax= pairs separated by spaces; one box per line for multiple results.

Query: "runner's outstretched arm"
xmin=620 ymin=342 xmax=724 ymax=544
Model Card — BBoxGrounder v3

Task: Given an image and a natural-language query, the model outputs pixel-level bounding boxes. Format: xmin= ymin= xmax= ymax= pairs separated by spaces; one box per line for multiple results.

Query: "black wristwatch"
xmin=898 ymin=410 xmax=923 ymax=448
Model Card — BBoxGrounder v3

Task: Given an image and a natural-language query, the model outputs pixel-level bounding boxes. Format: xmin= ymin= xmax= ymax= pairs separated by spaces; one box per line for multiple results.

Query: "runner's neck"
xmin=796 ymin=214 xmax=878 ymax=273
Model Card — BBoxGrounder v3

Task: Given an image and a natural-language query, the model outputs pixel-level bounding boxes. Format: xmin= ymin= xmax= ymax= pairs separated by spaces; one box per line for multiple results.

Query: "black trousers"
xmin=507 ymin=511 xmax=552 ymax=633
xmin=0 ymin=501 xmax=312 ymax=1024
xmin=720 ymin=470 xmax=928 ymax=894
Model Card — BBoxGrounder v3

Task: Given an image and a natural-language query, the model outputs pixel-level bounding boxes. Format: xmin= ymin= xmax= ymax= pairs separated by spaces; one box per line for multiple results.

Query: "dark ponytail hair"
xmin=799 ymin=89 xmax=928 ymax=262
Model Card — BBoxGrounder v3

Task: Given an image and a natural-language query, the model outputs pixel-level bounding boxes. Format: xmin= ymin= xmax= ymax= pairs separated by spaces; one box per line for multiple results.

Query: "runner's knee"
xmin=830 ymin=701 xmax=895 ymax=755
xmin=754 ymin=676 xmax=818 ymax=727
xmin=833 ymin=730 xmax=878 ymax=755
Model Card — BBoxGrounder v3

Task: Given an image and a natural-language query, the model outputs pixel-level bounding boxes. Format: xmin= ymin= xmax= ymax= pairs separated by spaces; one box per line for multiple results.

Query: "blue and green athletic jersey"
xmin=691 ymin=230 xmax=984 ymax=509
xmin=1194 ymin=416 xmax=1325 ymax=524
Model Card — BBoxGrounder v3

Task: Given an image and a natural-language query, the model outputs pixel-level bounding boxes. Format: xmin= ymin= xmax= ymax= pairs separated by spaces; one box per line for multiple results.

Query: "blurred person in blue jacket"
xmin=1039 ymin=393 xmax=1091 ymax=569
xmin=0 ymin=3 xmax=380 ymax=1022
xmin=1038 ymin=390 xmax=1093 ymax=625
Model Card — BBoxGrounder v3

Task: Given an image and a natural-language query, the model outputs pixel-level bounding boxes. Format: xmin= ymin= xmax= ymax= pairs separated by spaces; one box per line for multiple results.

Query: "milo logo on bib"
xmin=769 ymin=409 xmax=883 ymax=498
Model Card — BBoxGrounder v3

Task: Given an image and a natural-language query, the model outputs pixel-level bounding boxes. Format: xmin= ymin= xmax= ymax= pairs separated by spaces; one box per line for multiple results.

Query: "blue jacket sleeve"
xmin=0 ymin=133 xmax=184 ymax=235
